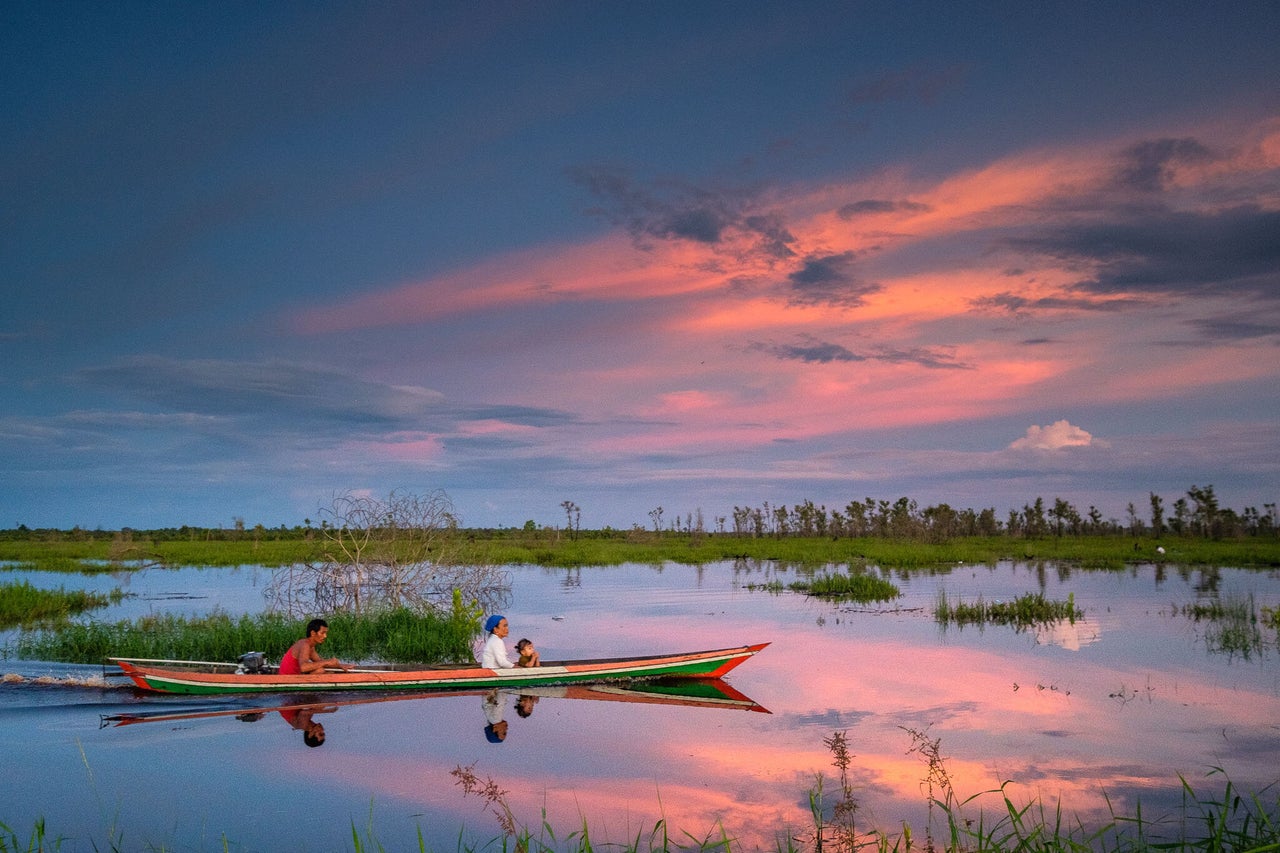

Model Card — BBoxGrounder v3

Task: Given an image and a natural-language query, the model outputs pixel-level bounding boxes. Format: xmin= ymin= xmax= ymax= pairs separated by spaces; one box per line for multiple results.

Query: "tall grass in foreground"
xmin=11 ymin=604 xmax=478 ymax=665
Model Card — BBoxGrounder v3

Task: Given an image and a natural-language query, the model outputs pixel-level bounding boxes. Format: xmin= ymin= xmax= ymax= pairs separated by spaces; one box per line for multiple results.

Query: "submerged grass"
xmin=789 ymin=571 xmax=900 ymax=602
xmin=0 ymin=581 xmax=123 ymax=630
xmin=1180 ymin=594 xmax=1269 ymax=659
xmin=935 ymin=591 xmax=1081 ymax=630
xmin=11 ymin=605 xmax=477 ymax=666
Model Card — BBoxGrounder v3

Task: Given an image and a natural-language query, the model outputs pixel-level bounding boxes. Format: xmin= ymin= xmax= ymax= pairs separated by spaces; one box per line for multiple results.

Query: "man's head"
xmin=306 ymin=618 xmax=329 ymax=638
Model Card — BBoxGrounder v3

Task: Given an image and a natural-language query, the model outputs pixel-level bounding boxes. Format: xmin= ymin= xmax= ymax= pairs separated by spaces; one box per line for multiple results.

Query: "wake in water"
xmin=1 ymin=671 xmax=124 ymax=688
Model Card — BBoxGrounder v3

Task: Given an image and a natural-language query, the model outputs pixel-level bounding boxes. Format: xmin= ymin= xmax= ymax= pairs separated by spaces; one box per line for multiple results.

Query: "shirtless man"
xmin=280 ymin=618 xmax=352 ymax=674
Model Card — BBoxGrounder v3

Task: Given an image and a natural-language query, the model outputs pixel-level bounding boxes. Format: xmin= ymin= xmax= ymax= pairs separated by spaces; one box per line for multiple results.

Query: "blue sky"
xmin=3 ymin=2 xmax=1279 ymax=530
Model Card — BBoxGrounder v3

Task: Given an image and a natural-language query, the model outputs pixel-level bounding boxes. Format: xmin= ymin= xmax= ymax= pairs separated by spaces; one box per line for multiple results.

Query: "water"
xmin=2 ymin=559 xmax=1279 ymax=851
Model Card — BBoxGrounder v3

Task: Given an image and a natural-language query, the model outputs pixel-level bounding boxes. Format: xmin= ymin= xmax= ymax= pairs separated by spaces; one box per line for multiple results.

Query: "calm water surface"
xmin=2 ymin=559 xmax=1279 ymax=851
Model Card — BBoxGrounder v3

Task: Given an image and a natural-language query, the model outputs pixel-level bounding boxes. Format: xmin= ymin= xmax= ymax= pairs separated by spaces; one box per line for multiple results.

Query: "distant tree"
xmin=1187 ymin=485 xmax=1220 ymax=538
xmin=1171 ymin=498 xmax=1189 ymax=534
xmin=1126 ymin=502 xmax=1142 ymax=537
xmin=1049 ymin=498 xmax=1075 ymax=537
xmin=560 ymin=501 xmax=581 ymax=540
xmin=977 ymin=507 xmax=1000 ymax=536
xmin=1149 ymin=493 xmax=1165 ymax=537
xmin=648 ymin=506 xmax=664 ymax=533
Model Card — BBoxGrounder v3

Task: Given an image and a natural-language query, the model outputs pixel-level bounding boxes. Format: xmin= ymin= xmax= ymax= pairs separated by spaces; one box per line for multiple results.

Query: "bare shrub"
xmin=265 ymin=490 xmax=510 ymax=617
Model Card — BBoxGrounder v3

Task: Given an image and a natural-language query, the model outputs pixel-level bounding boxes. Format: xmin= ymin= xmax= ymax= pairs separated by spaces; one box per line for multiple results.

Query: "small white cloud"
xmin=1009 ymin=419 xmax=1109 ymax=451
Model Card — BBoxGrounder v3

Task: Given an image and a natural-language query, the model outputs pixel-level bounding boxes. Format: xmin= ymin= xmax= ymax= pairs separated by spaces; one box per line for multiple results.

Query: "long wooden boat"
xmin=110 ymin=642 xmax=768 ymax=696
xmin=101 ymin=678 xmax=769 ymax=726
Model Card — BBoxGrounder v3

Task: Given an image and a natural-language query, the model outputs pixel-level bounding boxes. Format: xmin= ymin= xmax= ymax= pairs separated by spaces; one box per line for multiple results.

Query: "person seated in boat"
xmin=515 ymin=637 xmax=540 ymax=668
xmin=480 ymin=614 xmax=540 ymax=669
xmin=280 ymin=618 xmax=352 ymax=675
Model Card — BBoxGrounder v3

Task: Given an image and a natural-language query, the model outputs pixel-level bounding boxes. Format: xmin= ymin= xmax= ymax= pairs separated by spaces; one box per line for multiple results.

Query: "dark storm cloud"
xmin=568 ymin=166 xmax=796 ymax=259
xmin=1005 ymin=205 xmax=1280 ymax=297
xmin=786 ymin=251 xmax=881 ymax=306
xmin=768 ymin=341 xmax=864 ymax=363
xmin=1112 ymin=137 xmax=1217 ymax=192
xmin=74 ymin=356 xmax=446 ymax=427
xmin=73 ymin=357 xmax=580 ymax=436
xmin=458 ymin=405 xmax=580 ymax=427
xmin=837 ymin=199 xmax=932 ymax=219
xmin=751 ymin=338 xmax=969 ymax=369
xmin=971 ymin=292 xmax=1143 ymax=313
xmin=1188 ymin=317 xmax=1280 ymax=341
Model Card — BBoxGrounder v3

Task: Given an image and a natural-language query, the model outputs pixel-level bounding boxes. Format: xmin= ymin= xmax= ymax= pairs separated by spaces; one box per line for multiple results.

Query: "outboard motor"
xmin=236 ymin=651 xmax=267 ymax=674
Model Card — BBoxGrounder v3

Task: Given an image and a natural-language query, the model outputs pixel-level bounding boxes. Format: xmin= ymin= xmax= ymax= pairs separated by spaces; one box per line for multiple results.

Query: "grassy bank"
xmin=4 ymin=533 xmax=1280 ymax=572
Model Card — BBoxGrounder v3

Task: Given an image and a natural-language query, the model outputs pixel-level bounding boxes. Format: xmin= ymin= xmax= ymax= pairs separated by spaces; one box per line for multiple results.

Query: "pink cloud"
xmin=287 ymin=113 xmax=1280 ymax=457
xmin=1009 ymin=420 xmax=1108 ymax=451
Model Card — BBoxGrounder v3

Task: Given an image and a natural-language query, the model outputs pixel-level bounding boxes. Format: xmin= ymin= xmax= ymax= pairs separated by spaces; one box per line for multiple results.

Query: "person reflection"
xmin=515 ymin=694 xmax=539 ymax=718
xmin=482 ymin=689 xmax=508 ymax=743
xmin=279 ymin=703 xmax=337 ymax=747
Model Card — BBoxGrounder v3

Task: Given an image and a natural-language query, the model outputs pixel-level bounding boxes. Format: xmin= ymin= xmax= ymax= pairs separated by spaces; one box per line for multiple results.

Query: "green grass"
xmin=935 ymin=591 xmax=1081 ymax=629
xmin=5 ymin=532 xmax=1279 ymax=572
xmin=11 ymin=605 xmax=478 ymax=666
xmin=1180 ymin=594 xmax=1269 ymax=659
xmin=0 ymin=581 xmax=124 ymax=630
xmin=789 ymin=571 xmax=901 ymax=602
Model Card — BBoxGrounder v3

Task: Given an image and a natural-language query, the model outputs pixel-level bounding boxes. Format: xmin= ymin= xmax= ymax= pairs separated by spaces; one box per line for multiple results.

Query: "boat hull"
xmin=111 ymin=643 xmax=768 ymax=695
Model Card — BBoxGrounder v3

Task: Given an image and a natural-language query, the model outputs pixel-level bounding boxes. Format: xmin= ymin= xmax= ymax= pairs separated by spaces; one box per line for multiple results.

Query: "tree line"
xmin=650 ymin=484 xmax=1277 ymax=541
xmin=4 ymin=484 xmax=1275 ymax=543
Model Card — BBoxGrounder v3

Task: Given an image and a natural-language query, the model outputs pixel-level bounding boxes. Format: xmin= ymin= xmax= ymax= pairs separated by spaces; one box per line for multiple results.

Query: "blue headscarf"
xmin=484 ymin=614 xmax=505 ymax=633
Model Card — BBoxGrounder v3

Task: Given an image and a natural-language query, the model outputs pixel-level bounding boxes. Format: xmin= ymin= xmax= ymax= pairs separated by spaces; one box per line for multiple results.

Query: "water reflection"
xmin=8 ymin=559 xmax=1280 ymax=850
xmin=100 ymin=678 xmax=770 ymax=750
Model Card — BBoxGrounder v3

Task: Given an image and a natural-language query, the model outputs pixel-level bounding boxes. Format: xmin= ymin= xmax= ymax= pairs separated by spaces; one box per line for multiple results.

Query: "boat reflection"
xmin=100 ymin=678 xmax=769 ymax=746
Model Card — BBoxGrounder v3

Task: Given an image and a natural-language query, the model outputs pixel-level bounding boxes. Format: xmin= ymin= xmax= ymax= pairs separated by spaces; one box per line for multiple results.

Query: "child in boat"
xmin=515 ymin=638 xmax=540 ymax=667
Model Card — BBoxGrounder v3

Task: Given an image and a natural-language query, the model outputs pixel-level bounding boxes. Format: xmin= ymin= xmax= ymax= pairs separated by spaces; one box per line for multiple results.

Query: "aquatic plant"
xmin=935 ymin=591 xmax=1081 ymax=629
xmin=1180 ymin=594 xmax=1267 ymax=659
xmin=0 ymin=581 xmax=123 ymax=630
xmin=789 ymin=572 xmax=900 ymax=602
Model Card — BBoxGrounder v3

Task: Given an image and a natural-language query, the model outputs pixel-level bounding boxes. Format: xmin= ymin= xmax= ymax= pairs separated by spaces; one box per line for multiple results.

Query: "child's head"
xmin=516 ymin=638 xmax=532 ymax=653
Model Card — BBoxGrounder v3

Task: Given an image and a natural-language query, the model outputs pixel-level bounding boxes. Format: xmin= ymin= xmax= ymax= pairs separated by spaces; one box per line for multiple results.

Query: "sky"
xmin=3 ymin=1 xmax=1279 ymax=531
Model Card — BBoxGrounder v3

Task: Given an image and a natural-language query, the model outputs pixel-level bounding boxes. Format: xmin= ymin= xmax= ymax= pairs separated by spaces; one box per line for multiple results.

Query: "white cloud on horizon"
xmin=1008 ymin=420 xmax=1109 ymax=451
